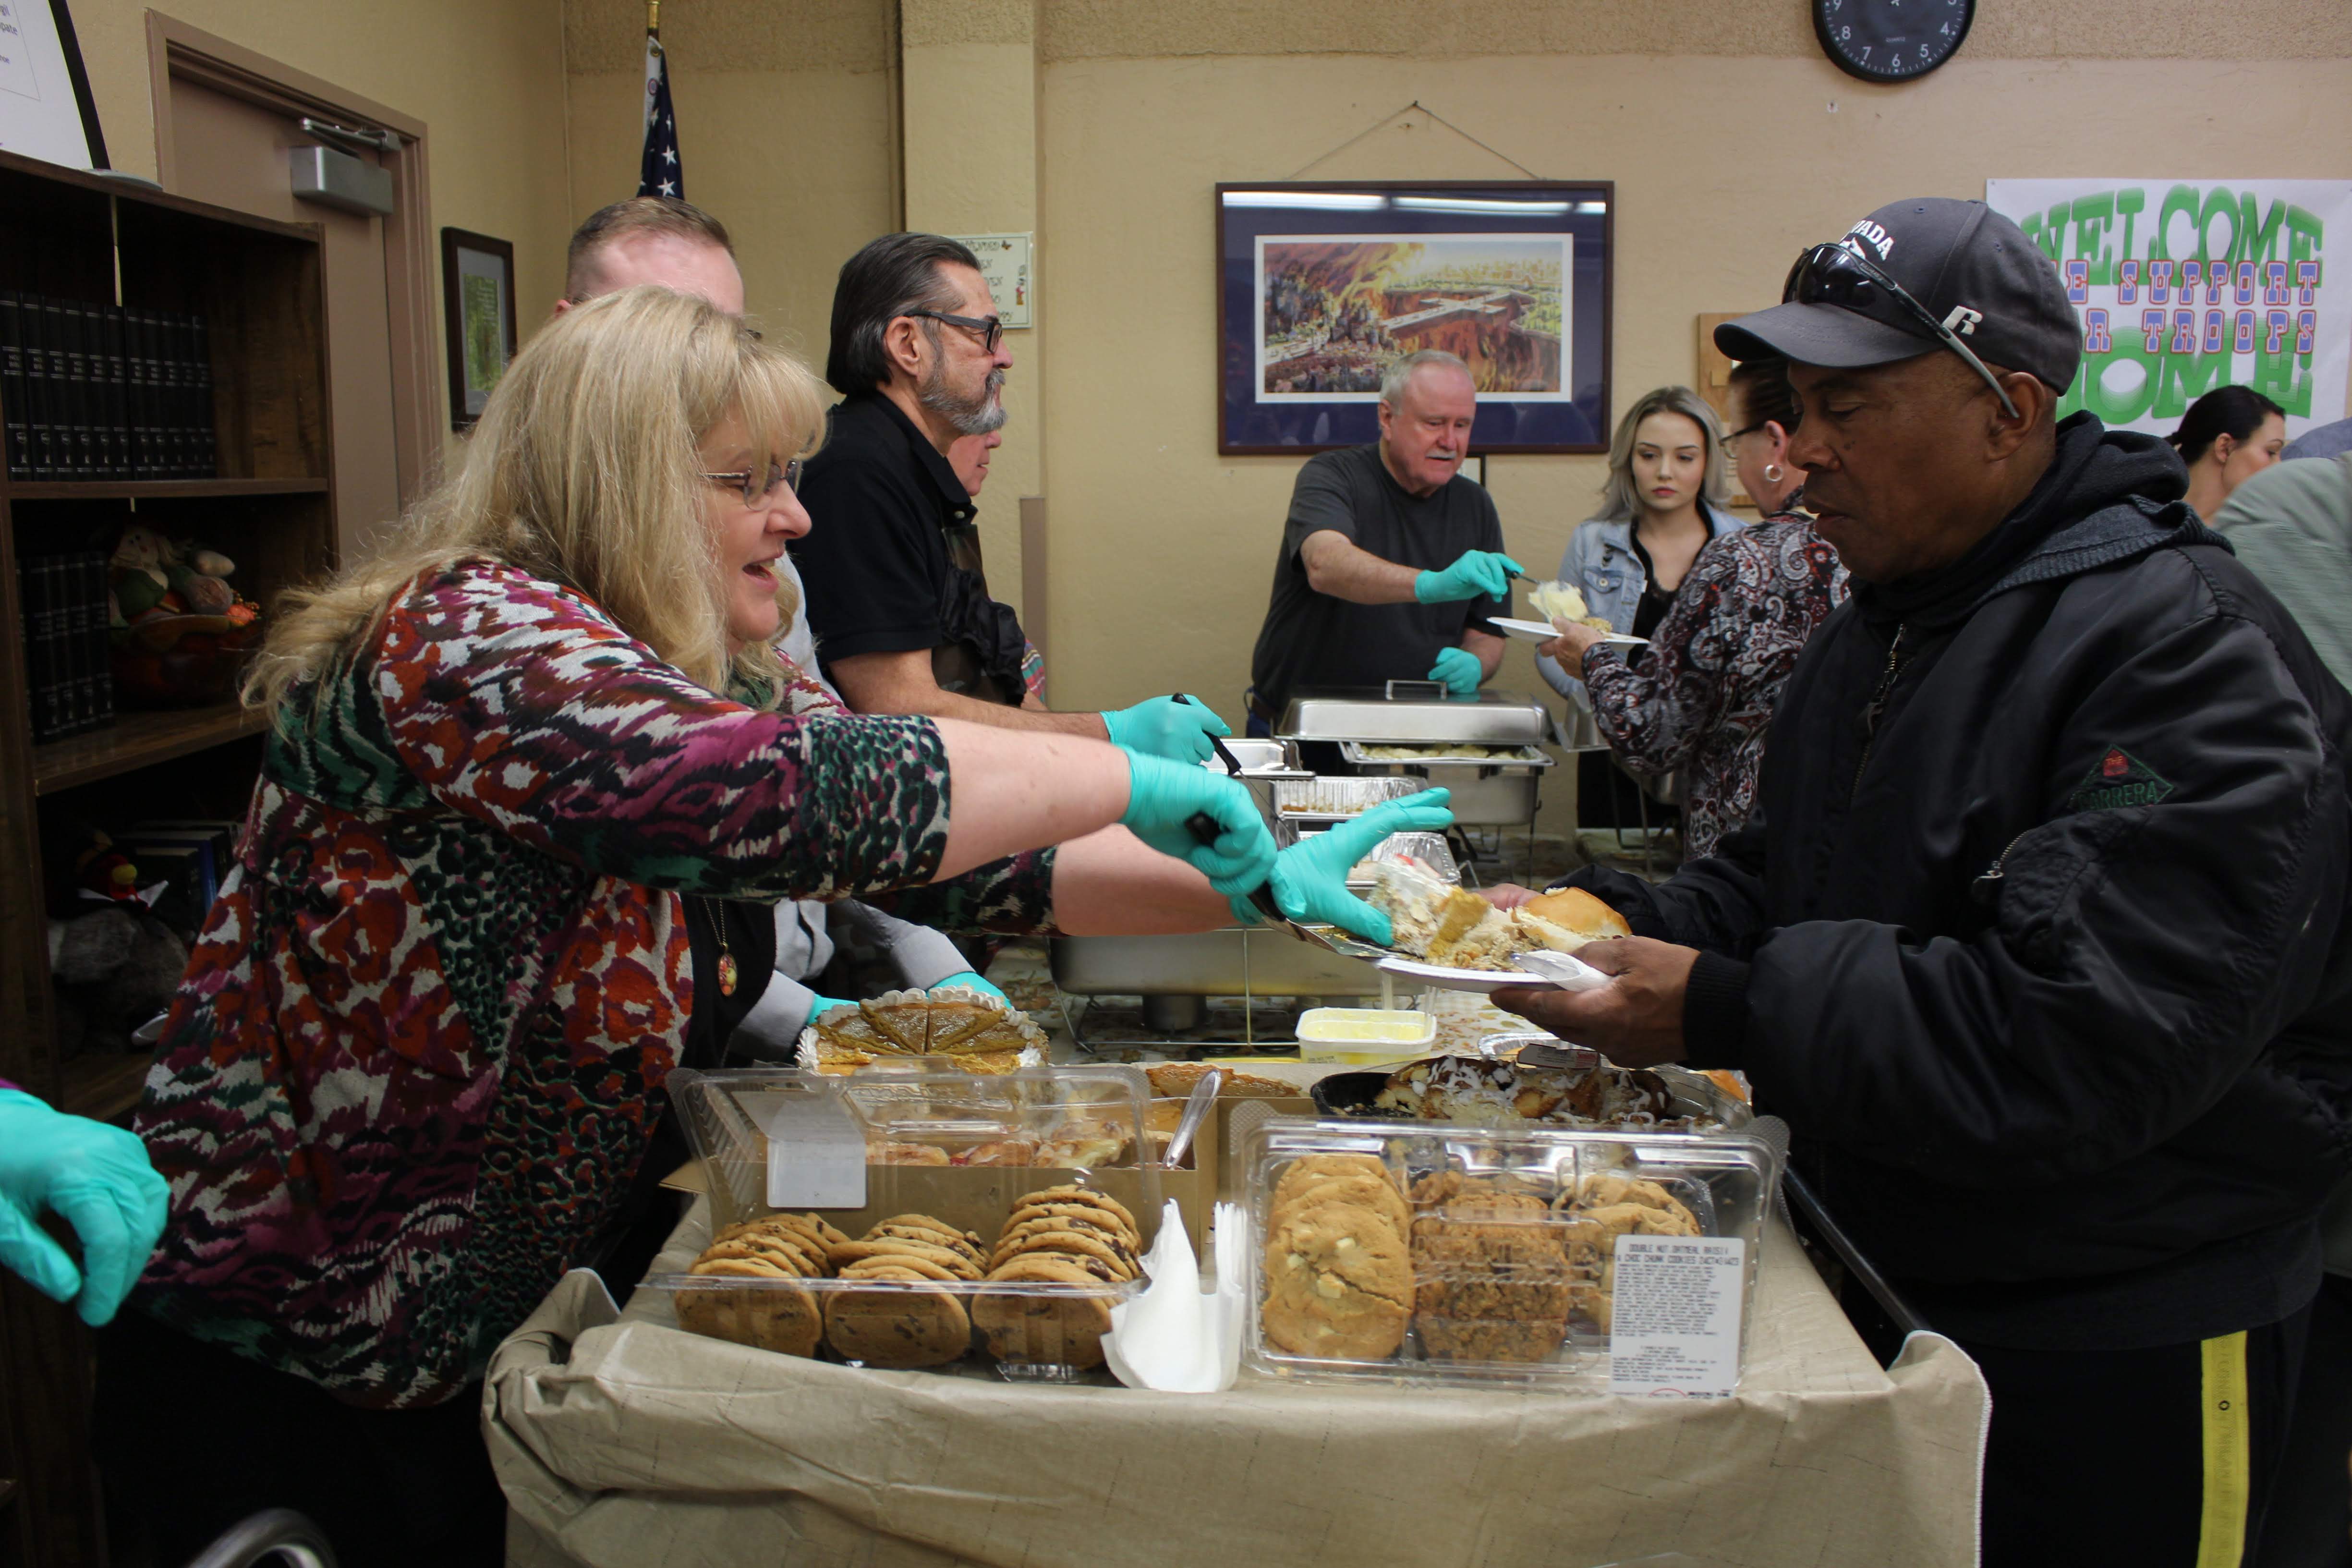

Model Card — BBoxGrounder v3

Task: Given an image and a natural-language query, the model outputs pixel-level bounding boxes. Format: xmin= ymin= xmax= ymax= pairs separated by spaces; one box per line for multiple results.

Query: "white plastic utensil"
xmin=1162 ymin=1069 xmax=1220 ymax=1169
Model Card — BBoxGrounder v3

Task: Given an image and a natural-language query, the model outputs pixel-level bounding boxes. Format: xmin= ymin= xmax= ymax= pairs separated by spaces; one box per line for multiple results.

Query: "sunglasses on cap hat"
xmin=1784 ymin=242 xmax=2020 ymax=419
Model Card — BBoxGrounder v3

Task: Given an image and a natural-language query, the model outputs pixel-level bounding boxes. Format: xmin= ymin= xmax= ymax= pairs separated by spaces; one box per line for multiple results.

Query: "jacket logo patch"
xmin=2067 ymin=747 xmax=2173 ymax=813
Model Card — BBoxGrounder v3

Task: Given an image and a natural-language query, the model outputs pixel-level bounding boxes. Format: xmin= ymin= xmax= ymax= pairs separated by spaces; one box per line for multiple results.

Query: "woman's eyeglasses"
xmin=700 ymin=458 xmax=804 ymax=508
xmin=907 ymin=308 xmax=1005 ymax=354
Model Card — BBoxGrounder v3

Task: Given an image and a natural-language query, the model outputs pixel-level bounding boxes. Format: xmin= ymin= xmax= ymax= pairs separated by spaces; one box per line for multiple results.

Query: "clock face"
xmin=1814 ymin=0 xmax=1974 ymax=83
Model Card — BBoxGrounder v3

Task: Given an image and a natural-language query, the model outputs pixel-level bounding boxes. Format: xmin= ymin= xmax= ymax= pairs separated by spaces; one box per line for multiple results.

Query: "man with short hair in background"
xmin=789 ymin=232 xmax=1227 ymax=763
xmin=1247 ymin=349 xmax=1519 ymax=734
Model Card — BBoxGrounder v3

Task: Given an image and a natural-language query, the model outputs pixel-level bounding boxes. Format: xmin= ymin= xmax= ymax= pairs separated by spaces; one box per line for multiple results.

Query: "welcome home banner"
xmin=1986 ymin=179 xmax=2352 ymax=439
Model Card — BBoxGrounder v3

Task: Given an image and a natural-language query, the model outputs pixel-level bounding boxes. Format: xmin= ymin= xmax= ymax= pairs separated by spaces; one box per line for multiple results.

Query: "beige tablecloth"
xmin=485 ymin=1200 xmax=1986 ymax=1568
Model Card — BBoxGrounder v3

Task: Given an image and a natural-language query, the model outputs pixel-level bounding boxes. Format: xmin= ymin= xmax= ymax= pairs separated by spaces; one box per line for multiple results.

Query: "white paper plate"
xmin=1373 ymin=948 xmax=1611 ymax=995
xmin=1491 ymin=616 xmax=1646 ymax=646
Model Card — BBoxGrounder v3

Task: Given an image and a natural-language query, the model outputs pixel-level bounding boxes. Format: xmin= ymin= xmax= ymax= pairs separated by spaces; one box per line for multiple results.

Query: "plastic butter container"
xmin=650 ymin=1064 xmax=1159 ymax=1380
xmin=1238 ymin=1113 xmax=1777 ymax=1394
xmin=1295 ymin=1007 xmax=1438 ymax=1066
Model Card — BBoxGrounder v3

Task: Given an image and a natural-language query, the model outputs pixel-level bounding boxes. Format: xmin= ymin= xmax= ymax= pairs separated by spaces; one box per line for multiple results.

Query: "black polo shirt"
xmin=790 ymin=392 xmax=1027 ymax=704
xmin=1249 ymin=443 xmax=1507 ymax=717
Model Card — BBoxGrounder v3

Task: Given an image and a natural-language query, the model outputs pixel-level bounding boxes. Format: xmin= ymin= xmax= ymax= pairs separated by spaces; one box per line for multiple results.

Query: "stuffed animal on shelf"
xmin=108 ymin=523 xmax=248 ymax=626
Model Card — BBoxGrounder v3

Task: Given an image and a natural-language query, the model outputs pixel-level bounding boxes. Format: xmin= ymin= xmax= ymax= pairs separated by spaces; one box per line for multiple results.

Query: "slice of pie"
xmin=857 ymin=994 xmax=932 ymax=1054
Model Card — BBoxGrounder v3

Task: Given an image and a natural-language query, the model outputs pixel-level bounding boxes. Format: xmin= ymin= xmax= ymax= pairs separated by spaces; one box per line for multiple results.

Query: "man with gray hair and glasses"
xmin=1247 ymin=348 xmax=1520 ymax=733
xmin=791 ymin=232 xmax=1227 ymax=762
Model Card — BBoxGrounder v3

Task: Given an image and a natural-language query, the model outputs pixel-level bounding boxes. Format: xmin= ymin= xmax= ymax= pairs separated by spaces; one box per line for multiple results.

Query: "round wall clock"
xmin=1813 ymin=0 xmax=1974 ymax=83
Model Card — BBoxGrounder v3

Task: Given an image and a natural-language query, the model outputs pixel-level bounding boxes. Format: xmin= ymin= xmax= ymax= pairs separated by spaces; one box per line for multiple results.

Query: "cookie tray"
xmin=1237 ymin=1115 xmax=1777 ymax=1395
xmin=645 ymin=1269 xmax=1142 ymax=1381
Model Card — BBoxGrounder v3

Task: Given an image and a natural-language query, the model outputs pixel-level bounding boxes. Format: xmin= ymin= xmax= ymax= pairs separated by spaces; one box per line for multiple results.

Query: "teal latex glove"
xmin=1102 ymin=695 xmax=1232 ymax=764
xmin=0 ymin=1089 xmax=169 ymax=1327
xmin=1119 ymin=749 xmax=1277 ymax=894
xmin=801 ymin=992 xmax=855 ymax=1030
xmin=1413 ymin=549 xmax=1524 ymax=605
xmin=1427 ymin=645 xmax=1483 ymax=696
xmin=1266 ymin=790 xmax=1455 ymax=944
xmin=932 ymin=971 xmax=1006 ymax=1002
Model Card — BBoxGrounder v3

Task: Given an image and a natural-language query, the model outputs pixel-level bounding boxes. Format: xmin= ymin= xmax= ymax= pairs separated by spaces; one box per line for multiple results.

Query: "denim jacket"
xmin=1537 ymin=504 xmax=1747 ymax=706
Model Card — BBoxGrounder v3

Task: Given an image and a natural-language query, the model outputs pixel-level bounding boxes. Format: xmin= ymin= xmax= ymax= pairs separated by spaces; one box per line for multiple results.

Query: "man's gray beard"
xmin=920 ymin=364 xmax=1007 ymax=436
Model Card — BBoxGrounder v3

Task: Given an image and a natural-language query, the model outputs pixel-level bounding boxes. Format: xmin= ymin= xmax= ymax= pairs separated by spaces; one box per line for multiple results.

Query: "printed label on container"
xmin=1607 ymin=1235 xmax=1747 ymax=1398
xmin=750 ymin=1089 xmax=868 ymax=1209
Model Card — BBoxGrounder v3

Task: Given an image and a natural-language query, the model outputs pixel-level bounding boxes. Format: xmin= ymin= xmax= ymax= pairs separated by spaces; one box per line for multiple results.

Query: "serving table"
xmin=486 ymin=1198 xmax=1986 ymax=1568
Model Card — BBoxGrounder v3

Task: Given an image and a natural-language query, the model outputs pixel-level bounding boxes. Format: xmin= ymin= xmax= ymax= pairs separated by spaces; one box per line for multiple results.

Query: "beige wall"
xmin=72 ymin=0 xmax=574 ymax=322
xmin=1036 ymin=51 xmax=2352 ymax=744
xmin=562 ymin=0 xmax=900 ymax=371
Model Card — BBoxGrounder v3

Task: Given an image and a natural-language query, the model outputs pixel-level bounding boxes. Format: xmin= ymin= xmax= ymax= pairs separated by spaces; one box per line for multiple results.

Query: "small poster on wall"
xmin=950 ymin=233 xmax=1032 ymax=329
xmin=1217 ymin=182 xmax=1614 ymax=455
xmin=1986 ymin=178 xmax=2352 ymax=439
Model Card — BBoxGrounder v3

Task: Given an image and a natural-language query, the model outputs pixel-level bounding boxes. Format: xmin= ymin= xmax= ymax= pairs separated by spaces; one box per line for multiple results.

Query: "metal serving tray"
xmin=1336 ymin=740 xmax=1555 ymax=826
xmin=1200 ymin=737 xmax=1313 ymax=817
xmin=1051 ymin=927 xmax=1382 ymax=997
xmin=1276 ymin=686 xmax=1558 ymax=746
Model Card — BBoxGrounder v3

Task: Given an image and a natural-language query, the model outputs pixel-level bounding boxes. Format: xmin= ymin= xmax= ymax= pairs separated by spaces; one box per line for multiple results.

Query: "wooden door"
xmin=161 ymin=81 xmax=400 ymax=558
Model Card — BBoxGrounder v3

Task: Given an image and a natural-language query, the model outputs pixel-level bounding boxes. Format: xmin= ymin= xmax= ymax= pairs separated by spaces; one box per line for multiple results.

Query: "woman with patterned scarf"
xmin=93 ymin=287 xmax=1443 ymax=1566
xmin=1539 ymin=359 xmax=1849 ymax=858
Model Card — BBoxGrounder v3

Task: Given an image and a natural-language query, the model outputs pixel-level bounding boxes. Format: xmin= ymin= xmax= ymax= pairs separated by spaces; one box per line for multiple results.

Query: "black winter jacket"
xmin=1572 ymin=415 xmax=2352 ymax=1350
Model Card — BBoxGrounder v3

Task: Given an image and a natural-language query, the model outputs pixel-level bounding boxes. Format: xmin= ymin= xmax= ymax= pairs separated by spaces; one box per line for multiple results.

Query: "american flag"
xmin=637 ymin=23 xmax=681 ymax=199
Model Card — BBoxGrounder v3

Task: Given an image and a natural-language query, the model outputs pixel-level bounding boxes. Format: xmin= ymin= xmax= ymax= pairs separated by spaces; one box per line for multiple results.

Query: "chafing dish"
xmin=1336 ymin=740 xmax=1556 ymax=825
xmin=1050 ymin=927 xmax=1382 ymax=998
xmin=1275 ymin=686 xmax=1561 ymax=826
xmin=1275 ymin=685 xmax=1559 ymax=746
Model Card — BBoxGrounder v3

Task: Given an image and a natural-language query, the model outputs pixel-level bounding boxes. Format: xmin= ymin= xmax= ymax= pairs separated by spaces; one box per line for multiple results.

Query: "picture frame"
xmin=0 ymin=0 xmax=110 ymax=171
xmin=441 ymin=227 xmax=517 ymax=430
xmin=1216 ymin=180 xmax=1613 ymax=456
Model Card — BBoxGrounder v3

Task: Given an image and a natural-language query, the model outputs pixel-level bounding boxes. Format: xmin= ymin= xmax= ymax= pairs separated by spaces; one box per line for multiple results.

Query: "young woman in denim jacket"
xmin=1538 ymin=387 xmax=1743 ymax=826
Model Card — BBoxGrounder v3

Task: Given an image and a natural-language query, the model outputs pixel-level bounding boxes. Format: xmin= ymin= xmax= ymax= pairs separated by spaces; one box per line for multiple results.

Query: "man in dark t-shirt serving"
xmin=1248 ymin=349 xmax=1520 ymax=726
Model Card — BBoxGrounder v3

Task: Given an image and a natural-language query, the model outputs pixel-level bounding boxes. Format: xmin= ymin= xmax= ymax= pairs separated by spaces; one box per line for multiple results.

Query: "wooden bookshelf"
xmin=31 ymin=702 xmax=268 ymax=793
xmin=0 ymin=147 xmax=337 ymax=1568
xmin=7 ymin=475 xmax=327 ymax=501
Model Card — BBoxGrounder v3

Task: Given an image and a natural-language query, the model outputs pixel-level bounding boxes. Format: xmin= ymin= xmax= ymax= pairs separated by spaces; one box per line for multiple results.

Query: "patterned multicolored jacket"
xmin=130 ymin=561 xmax=1054 ymax=1406
xmin=1580 ymin=510 xmax=1850 ymax=859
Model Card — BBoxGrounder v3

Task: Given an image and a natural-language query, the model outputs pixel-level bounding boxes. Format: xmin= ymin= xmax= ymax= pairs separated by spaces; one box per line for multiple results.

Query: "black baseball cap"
xmin=1716 ymin=198 xmax=2080 ymax=392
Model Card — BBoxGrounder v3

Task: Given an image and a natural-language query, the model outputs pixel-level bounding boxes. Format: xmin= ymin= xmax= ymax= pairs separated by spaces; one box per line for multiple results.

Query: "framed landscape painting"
xmin=442 ymin=227 xmax=517 ymax=430
xmin=1216 ymin=181 xmax=1614 ymax=455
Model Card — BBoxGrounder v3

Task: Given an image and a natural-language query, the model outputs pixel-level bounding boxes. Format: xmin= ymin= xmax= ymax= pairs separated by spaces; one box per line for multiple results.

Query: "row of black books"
xmin=16 ymin=551 xmax=114 ymax=742
xmin=0 ymin=291 xmax=218 ymax=482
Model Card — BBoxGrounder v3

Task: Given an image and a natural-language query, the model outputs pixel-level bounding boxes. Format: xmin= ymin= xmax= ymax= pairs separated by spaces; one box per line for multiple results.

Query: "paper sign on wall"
xmin=951 ymin=233 xmax=1033 ymax=329
xmin=1986 ymin=179 xmax=2352 ymax=440
xmin=0 ymin=0 xmax=98 ymax=170
xmin=1608 ymin=1235 xmax=1747 ymax=1398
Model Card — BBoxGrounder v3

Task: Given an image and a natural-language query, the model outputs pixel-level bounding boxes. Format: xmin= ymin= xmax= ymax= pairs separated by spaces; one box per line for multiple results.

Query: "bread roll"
xmin=1514 ymin=888 xmax=1630 ymax=951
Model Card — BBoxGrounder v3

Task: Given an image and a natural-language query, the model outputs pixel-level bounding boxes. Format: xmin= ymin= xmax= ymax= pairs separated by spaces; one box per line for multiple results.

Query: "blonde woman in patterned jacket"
xmin=96 ymin=287 xmax=1445 ymax=1567
xmin=1539 ymin=360 xmax=1849 ymax=857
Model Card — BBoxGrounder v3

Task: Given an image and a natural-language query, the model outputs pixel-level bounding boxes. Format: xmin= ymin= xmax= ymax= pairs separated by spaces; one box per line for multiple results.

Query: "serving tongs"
xmin=1172 ymin=691 xmax=1250 ymax=779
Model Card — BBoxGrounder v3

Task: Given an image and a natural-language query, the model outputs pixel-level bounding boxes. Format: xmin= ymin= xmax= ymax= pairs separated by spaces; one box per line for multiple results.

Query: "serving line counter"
xmin=487 ymin=1197 xmax=1986 ymax=1568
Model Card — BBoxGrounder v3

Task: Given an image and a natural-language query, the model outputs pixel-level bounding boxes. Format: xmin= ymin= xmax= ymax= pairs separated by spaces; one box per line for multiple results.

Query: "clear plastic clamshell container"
xmin=649 ymin=1064 xmax=1159 ymax=1379
xmin=1238 ymin=1114 xmax=1777 ymax=1394
xmin=1272 ymin=774 xmax=1420 ymax=820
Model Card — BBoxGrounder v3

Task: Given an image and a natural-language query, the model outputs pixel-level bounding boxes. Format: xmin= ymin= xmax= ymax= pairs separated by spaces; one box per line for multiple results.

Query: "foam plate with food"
xmin=1354 ymin=861 xmax=1627 ymax=993
xmin=1491 ymin=616 xmax=1648 ymax=646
